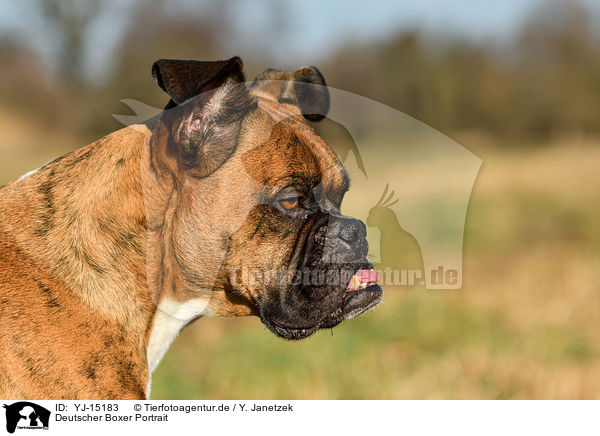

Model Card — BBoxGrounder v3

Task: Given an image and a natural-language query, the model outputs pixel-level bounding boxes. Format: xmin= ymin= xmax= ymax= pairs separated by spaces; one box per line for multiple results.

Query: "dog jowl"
xmin=225 ymin=116 xmax=383 ymax=340
xmin=0 ymin=56 xmax=382 ymax=399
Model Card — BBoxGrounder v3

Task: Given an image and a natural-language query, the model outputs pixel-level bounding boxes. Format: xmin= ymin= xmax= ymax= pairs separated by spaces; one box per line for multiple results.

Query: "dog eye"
xmin=279 ymin=197 xmax=299 ymax=211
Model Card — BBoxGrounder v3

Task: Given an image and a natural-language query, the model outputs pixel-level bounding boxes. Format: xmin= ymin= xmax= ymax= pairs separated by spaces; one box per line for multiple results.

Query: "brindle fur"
xmin=0 ymin=59 xmax=351 ymax=399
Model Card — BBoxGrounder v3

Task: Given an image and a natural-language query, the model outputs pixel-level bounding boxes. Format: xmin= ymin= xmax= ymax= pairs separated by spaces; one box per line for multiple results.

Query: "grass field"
xmin=150 ymin=135 xmax=600 ymax=399
xmin=2 ymin=111 xmax=599 ymax=399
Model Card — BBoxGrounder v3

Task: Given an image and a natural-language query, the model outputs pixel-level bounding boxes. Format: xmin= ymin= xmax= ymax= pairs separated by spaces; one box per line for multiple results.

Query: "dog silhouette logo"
xmin=2 ymin=402 xmax=50 ymax=433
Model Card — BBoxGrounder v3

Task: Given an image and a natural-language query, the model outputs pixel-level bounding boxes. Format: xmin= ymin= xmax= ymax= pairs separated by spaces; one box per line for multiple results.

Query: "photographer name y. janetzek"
xmin=250 ymin=403 xmax=294 ymax=412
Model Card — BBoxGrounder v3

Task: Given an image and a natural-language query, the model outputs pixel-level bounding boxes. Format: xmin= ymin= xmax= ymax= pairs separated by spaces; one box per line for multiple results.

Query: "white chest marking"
xmin=146 ymin=298 xmax=211 ymax=375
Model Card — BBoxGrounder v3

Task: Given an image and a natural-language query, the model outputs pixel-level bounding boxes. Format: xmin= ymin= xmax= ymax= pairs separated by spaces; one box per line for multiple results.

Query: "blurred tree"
xmin=0 ymin=39 xmax=67 ymax=129
xmin=37 ymin=0 xmax=104 ymax=86
xmin=514 ymin=0 xmax=600 ymax=137
xmin=106 ymin=0 xmax=225 ymax=105
xmin=86 ymin=0 xmax=233 ymax=137
xmin=3 ymin=0 xmax=600 ymax=144
xmin=322 ymin=0 xmax=600 ymax=141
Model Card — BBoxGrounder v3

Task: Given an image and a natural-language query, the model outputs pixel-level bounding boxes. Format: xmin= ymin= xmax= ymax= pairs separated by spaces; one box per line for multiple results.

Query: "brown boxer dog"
xmin=0 ymin=57 xmax=382 ymax=399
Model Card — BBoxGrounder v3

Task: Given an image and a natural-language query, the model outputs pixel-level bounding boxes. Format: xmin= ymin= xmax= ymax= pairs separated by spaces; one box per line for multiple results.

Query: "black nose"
xmin=337 ymin=217 xmax=366 ymax=244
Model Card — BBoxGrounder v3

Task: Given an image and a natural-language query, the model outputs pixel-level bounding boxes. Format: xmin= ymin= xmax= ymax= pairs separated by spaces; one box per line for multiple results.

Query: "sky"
xmin=235 ymin=0 xmax=542 ymax=56
xmin=0 ymin=0 xmax=598 ymax=82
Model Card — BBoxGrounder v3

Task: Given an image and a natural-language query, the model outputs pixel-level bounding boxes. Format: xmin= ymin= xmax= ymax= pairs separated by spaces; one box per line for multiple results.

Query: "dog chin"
xmin=262 ymin=280 xmax=383 ymax=341
xmin=259 ymin=217 xmax=384 ymax=340
xmin=322 ymin=282 xmax=383 ymax=326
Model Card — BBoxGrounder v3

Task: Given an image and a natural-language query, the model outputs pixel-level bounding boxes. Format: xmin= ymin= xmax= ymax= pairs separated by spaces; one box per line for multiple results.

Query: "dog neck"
xmin=2 ymin=126 xmax=152 ymax=327
xmin=0 ymin=124 xmax=206 ymax=389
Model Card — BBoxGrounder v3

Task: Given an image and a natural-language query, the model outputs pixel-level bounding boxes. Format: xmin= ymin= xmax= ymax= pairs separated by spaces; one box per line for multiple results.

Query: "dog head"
xmin=146 ymin=57 xmax=382 ymax=340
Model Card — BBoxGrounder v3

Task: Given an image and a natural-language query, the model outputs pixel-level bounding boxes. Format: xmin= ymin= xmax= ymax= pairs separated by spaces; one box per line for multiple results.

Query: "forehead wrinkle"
xmin=245 ymin=97 xmax=349 ymax=201
xmin=284 ymin=116 xmax=349 ymax=201
xmin=240 ymin=113 xmax=319 ymax=190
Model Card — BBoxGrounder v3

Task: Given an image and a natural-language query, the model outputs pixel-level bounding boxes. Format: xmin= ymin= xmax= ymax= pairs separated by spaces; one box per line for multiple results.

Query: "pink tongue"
xmin=347 ymin=269 xmax=380 ymax=291
xmin=357 ymin=269 xmax=380 ymax=282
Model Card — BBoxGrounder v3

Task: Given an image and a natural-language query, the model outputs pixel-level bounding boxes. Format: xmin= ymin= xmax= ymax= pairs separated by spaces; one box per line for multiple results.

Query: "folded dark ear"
xmin=152 ymin=56 xmax=245 ymax=106
xmin=150 ymin=57 xmax=257 ymax=179
xmin=252 ymin=66 xmax=330 ymax=121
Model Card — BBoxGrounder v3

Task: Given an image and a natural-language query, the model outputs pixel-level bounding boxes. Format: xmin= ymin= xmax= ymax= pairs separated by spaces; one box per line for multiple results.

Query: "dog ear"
xmin=251 ymin=66 xmax=330 ymax=121
xmin=152 ymin=56 xmax=246 ymax=107
xmin=150 ymin=57 xmax=257 ymax=178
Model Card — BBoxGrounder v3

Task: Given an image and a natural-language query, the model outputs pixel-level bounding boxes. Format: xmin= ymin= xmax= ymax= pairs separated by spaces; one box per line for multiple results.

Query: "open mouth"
xmin=337 ymin=268 xmax=383 ymax=321
xmin=346 ymin=269 xmax=380 ymax=292
xmin=267 ymin=268 xmax=383 ymax=340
